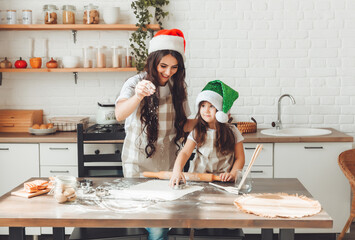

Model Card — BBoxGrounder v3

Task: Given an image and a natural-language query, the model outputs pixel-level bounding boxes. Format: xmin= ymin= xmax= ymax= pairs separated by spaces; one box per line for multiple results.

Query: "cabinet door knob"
xmin=251 ymin=170 xmax=264 ymax=173
xmin=0 ymin=148 xmax=9 ymax=151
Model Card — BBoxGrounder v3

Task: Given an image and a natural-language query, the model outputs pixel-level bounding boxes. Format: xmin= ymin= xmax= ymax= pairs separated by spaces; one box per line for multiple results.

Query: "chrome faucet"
xmin=272 ymin=94 xmax=296 ymax=130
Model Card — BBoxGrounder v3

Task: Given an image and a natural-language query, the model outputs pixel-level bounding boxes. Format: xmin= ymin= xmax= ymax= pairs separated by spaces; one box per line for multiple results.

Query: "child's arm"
xmin=169 ymin=139 xmax=197 ymax=187
xmin=219 ymin=141 xmax=245 ymax=182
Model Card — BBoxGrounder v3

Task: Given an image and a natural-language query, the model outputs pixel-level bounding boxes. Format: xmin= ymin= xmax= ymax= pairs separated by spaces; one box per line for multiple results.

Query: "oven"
xmin=77 ymin=123 xmax=126 ymax=177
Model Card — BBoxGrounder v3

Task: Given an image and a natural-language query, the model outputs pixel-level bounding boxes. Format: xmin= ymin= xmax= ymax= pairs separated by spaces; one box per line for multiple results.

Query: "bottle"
xmin=125 ymin=47 xmax=132 ymax=68
xmin=96 ymin=47 xmax=106 ymax=68
xmin=111 ymin=47 xmax=119 ymax=68
xmin=83 ymin=47 xmax=93 ymax=68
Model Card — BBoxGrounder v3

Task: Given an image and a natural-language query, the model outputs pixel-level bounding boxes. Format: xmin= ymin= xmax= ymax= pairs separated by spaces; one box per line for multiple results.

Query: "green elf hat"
xmin=196 ymin=80 xmax=239 ymax=123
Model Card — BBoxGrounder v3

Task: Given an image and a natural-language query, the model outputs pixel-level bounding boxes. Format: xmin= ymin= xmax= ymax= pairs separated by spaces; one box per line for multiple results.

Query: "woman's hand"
xmin=219 ymin=171 xmax=237 ymax=182
xmin=169 ymin=171 xmax=186 ymax=188
xmin=135 ymin=80 xmax=156 ymax=100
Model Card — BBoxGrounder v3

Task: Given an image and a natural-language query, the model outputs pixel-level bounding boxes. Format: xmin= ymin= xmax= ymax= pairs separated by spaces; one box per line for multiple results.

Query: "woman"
xmin=115 ymin=29 xmax=194 ymax=240
xmin=115 ymin=28 xmax=195 ymax=177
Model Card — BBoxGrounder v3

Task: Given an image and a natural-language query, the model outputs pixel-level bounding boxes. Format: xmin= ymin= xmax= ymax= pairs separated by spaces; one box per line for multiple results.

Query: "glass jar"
xmin=22 ymin=10 xmax=32 ymax=24
xmin=96 ymin=46 xmax=106 ymax=68
xmin=83 ymin=4 xmax=99 ymax=24
xmin=6 ymin=10 xmax=17 ymax=24
xmin=62 ymin=5 xmax=76 ymax=24
xmin=43 ymin=4 xmax=58 ymax=24
xmin=235 ymin=170 xmax=252 ymax=194
xmin=83 ymin=47 xmax=93 ymax=68
xmin=53 ymin=175 xmax=77 ymax=204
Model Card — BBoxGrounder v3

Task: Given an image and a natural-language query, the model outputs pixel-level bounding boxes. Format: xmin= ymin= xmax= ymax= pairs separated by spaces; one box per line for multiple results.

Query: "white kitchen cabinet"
xmin=274 ymin=142 xmax=352 ymax=234
xmin=39 ymin=143 xmax=77 ymax=235
xmin=243 ymin=143 xmax=273 ymax=178
xmin=0 ymin=143 xmax=41 ymax=235
xmin=39 ymin=143 xmax=78 ymax=177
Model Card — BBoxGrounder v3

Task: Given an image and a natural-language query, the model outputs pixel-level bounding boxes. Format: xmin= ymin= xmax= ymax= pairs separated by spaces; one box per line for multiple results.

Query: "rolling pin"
xmin=142 ymin=171 xmax=221 ymax=182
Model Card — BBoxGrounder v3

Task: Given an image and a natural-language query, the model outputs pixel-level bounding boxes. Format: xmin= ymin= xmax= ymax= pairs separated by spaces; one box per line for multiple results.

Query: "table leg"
xmin=278 ymin=229 xmax=295 ymax=240
xmin=9 ymin=227 xmax=25 ymax=240
xmin=261 ymin=228 xmax=274 ymax=240
xmin=53 ymin=227 xmax=65 ymax=240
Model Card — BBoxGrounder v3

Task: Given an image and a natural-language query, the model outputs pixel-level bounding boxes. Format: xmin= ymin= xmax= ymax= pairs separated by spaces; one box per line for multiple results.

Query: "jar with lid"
xmin=83 ymin=47 xmax=93 ymax=68
xmin=22 ymin=10 xmax=32 ymax=24
xmin=96 ymin=46 xmax=106 ymax=68
xmin=53 ymin=175 xmax=77 ymax=204
xmin=6 ymin=10 xmax=17 ymax=24
xmin=43 ymin=4 xmax=58 ymax=24
xmin=83 ymin=4 xmax=99 ymax=24
xmin=62 ymin=5 xmax=76 ymax=24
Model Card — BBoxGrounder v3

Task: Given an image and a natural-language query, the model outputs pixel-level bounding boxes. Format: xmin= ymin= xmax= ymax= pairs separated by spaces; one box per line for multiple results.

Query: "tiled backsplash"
xmin=0 ymin=0 xmax=354 ymax=140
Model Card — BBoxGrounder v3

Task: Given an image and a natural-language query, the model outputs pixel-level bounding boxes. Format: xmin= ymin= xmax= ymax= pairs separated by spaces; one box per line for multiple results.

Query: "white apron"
xmin=188 ymin=129 xmax=235 ymax=174
xmin=121 ymin=91 xmax=177 ymax=178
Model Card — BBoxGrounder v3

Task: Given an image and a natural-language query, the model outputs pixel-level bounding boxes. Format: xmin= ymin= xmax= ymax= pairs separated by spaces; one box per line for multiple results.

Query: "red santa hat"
xmin=148 ymin=29 xmax=186 ymax=61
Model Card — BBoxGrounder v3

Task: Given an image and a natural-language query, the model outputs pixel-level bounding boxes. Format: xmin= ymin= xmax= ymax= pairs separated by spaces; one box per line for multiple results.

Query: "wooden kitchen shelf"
xmin=0 ymin=68 xmax=136 ymax=73
xmin=0 ymin=24 xmax=161 ymax=31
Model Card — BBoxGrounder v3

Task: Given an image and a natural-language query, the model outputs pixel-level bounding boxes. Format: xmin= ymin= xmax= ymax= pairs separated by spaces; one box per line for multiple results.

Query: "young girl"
xmin=170 ymin=80 xmax=245 ymax=187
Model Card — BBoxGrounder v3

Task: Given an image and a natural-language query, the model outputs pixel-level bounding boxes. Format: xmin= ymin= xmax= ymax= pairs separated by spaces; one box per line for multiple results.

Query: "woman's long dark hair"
xmin=194 ymin=102 xmax=235 ymax=155
xmin=140 ymin=50 xmax=188 ymax=158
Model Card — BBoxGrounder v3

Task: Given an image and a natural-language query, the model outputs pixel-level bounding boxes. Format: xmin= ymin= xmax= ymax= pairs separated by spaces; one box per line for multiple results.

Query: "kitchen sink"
xmin=260 ymin=128 xmax=332 ymax=137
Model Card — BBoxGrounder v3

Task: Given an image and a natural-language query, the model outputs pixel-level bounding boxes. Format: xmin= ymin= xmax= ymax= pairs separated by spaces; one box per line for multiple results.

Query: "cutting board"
xmin=11 ymin=188 xmax=50 ymax=198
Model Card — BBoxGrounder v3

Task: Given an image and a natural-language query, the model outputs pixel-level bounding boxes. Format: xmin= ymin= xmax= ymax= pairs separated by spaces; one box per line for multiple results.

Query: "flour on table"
xmin=110 ymin=180 xmax=203 ymax=201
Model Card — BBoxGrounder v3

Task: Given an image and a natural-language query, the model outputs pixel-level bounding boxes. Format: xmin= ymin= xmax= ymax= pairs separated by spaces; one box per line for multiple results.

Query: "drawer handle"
xmin=0 ymin=148 xmax=9 ymax=150
xmin=304 ymin=146 xmax=323 ymax=149
xmin=1 ymin=124 xmax=14 ymax=127
xmin=49 ymin=147 xmax=69 ymax=150
xmin=50 ymin=170 xmax=70 ymax=173
xmin=246 ymin=147 xmax=262 ymax=150
xmin=251 ymin=170 xmax=264 ymax=173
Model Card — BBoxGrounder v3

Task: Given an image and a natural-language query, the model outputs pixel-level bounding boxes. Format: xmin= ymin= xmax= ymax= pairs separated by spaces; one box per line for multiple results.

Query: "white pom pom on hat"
xmin=148 ymin=29 xmax=186 ymax=61
xmin=196 ymin=80 xmax=239 ymax=123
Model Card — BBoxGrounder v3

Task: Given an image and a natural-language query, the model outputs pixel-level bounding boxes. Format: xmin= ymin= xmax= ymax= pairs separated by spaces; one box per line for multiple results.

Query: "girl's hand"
xmin=135 ymin=80 xmax=156 ymax=100
xmin=219 ymin=172 xmax=237 ymax=182
xmin=169 ymin=171 xmax=186 ymax=188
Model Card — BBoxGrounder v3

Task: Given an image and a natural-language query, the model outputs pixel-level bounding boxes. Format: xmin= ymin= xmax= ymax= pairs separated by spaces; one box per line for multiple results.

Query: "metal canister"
xmin=6 ymin=10 xmax=16 ymax=24
xmin=22 ymin=10 xmax=32 ymax=24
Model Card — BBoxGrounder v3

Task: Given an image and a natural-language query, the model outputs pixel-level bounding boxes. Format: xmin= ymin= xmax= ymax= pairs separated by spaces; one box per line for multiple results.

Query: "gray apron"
xmin=121 ymin=88 xmax=177 ymax=177
xmin=188 ymin=129 xmax=234 ymax=174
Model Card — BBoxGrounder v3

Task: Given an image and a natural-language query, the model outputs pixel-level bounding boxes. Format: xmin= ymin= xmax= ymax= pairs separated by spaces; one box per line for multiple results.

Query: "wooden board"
xmin=11 ymin=188 xmax=50 ymax=198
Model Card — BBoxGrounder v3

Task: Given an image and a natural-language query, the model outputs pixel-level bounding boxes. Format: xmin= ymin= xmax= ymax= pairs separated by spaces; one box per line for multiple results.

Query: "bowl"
xmin=103 ymin=7 xmax=120 ymax=24
xmin=62 ymin=56 xmax=80 ymax=68
xmin=29 ymin=127 xmax=57 ymax=136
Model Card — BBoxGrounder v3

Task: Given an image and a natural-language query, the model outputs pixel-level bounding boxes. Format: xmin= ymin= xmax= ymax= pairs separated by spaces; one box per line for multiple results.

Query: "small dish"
xmin=29 ymin=127 xmax=57 ymax=135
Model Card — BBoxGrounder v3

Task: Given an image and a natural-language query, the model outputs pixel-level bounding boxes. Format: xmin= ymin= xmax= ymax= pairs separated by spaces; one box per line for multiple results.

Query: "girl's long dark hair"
xmin=194 ymin=102 xmax=235 ymax=155
xmin=140 ymin=50 xmax=188 ymax=158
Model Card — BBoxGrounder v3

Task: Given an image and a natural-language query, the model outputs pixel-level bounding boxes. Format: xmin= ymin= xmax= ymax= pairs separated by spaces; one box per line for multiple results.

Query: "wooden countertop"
xmin=0 ymin=128 xmax=352 ymax=143
xmin=0 ymin=178 xmax=332 ymax=229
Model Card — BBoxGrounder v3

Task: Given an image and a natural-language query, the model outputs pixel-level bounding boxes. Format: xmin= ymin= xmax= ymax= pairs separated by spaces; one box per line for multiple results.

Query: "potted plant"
xmin=130 ymin=0 xmax=169 ymax=71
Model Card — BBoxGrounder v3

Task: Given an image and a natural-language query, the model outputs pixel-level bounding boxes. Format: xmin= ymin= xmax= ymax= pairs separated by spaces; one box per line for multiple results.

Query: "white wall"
xmin=0 ymin=0 xmax=355 ymax=140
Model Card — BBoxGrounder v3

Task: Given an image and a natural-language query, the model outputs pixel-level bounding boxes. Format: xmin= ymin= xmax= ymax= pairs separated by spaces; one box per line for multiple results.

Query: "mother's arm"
xmin=115 ymin=96 xmax=142 ymax=122
xmin=115 ymin=79 xmax=154 ymax=121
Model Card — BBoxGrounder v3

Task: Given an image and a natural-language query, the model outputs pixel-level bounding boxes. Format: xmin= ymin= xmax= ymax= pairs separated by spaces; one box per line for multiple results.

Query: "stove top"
xmin=83 ymin=124 xmax=126 ymax=140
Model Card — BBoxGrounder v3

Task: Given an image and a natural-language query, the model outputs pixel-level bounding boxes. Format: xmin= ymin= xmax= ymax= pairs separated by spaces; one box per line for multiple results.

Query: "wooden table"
xmin=0 ymin=178 xmax=332 ymax=240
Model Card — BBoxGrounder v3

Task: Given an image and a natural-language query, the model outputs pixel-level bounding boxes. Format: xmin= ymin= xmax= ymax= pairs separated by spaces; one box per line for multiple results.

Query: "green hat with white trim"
xmin=196 ymin=80 xmax=239 ymax=123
